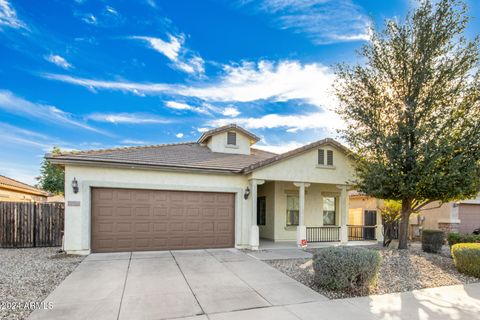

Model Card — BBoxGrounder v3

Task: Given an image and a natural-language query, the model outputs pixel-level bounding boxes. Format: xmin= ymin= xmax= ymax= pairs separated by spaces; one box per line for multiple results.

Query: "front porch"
xmin=248 ymin=179 xmax=383 ymax=249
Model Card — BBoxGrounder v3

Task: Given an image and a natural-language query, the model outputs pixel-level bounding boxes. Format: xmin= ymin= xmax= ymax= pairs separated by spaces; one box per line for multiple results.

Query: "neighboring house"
xmin=349 ymin=192 xmax=480 ymax=237
xmin=48 ymin=124 xmax=378 ymax=254
xmin=348 ymin=191 xmax=384 ymax=241
xmin=47 ymin=194 xmax=65 ymax=203
xmin=0 ymin=175 xmax=49 ymax=202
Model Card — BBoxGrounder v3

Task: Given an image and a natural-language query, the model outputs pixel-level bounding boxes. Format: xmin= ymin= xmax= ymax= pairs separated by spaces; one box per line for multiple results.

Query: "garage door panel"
xmin=91 ymin=188 xmax=235 ymax=252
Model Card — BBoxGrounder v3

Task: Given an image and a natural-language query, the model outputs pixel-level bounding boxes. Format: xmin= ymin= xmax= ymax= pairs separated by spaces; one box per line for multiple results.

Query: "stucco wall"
xmin=258 ymin=181 xmax=275 ymax=240
xmin=64 ymin=164 xmax=252 ymax=254
xmin=250 ymin=144 xmax=354 ymax=184
xmin=206 ymin=131 xmax=251 ymax=155
xmin=418 ymin=201 xmax=453 ymax=230
xmin=348 ymin=196 xmax=382 ymax=225
xmin=0 ymin=188 xmax=47 ymax=202
xmin=458 ymin=204 xmax=480 ymax=234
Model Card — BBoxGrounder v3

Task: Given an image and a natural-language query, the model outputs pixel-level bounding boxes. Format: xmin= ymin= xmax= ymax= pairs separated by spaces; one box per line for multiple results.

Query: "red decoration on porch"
xmin=301 ymin=239 xmax=307 ymax=247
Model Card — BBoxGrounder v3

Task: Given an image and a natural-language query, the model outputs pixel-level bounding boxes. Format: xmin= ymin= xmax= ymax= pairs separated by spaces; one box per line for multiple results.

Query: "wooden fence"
xmin=0 ymin=202 xmax=65 ymax=248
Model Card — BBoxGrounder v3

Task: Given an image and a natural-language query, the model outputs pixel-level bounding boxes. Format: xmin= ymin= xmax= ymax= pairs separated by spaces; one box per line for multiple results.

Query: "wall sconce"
xmin=72 ymin=178 xmax=79 ymax=194
xmin=244 ymin=186 xmax=250 ymax=200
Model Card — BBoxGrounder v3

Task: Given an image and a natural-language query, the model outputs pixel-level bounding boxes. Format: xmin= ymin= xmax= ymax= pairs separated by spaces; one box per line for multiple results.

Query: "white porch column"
xmin=249 ymin=179 xmax=264 ymax=250
xmin=375 ymin=210 xmax=384 ymax=243
xmin=294 ymin=182 xmax=310 ymax=247
xmin=338 ymin=185 xmax=348 ymax=244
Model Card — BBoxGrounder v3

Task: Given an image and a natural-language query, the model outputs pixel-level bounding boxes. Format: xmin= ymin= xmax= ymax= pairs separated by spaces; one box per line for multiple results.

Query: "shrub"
xmin=421 ymin=229 xmax=444 ymax=253
xmin=451 ymin=243 xmax=480 ymax=278
xmin=312 ymin=247 xmax=381 ymax=292
xmin=447 ymin=232 xmax=480 ymax=246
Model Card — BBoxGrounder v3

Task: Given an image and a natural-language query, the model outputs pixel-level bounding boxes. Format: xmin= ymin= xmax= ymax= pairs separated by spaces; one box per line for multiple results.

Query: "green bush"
xmin=447 ymin=232 xmax=480 ymax=246
xmin=421 ymin=229 xmax=444 ymax=253
xmin=451 ymin=243 xmax=480 ymax=278
xmin=312 ymin=247 xmax=381 ymax=292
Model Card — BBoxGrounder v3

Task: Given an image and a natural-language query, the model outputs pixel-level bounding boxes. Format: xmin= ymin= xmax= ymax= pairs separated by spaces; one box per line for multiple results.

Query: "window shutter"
xmin=227 ymin=132 xmax=236 ymax=145
xmin=318 ymin=149 xmax=325 ymax=165
xmin=327 ymin=150 xmax=333 ymax=166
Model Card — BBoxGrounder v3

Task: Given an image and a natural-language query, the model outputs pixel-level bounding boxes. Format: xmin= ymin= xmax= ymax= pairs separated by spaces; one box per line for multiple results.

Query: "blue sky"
xmin=1 ymin=0 xmax=479 ymax=184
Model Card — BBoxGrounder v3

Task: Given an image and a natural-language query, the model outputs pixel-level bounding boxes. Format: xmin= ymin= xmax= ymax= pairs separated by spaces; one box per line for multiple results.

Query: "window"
xmin=323 ymin=196 xmax=336 ymax=225
xmin=318 ymin=149 xmax=334 ymax=166
xmin=227 ymin=131 xmax=236 ymax=145
xmin=327 ymin=150 xmax=334 ymax=166
xmin=257 ymin=196 xmax=266 ymax=226
xmin=318 ymin=149 xmax=325 ymax=165
xmin=286 ymin=195 xmax=299 ymax=226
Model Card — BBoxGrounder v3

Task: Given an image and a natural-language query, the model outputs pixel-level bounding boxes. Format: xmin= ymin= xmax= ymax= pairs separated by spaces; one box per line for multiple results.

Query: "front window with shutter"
xmin=327 ymin=150 xmax=333 ymax=166
xmin=227 ymin=132 xmax=236 ymax=145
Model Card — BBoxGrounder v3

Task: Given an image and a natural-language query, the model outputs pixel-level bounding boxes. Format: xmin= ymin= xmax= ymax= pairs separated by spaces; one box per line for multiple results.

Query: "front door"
xmin=364 ymin=210 xmax=377 ymax=240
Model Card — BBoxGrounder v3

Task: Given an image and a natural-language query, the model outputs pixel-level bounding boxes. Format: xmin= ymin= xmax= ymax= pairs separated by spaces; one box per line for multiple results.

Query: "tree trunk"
xmin=398 ymin=198 xmax=411 ymax=249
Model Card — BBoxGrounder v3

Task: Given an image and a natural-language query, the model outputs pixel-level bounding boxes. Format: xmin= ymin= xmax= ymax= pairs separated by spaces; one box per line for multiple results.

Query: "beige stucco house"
xmin=0 ymin=175 xmax=49 ymax=202
xmin=349 ymin=192 xmax=480 ymax=238
xmin=48 ymin=124 xmax=382 ymax=254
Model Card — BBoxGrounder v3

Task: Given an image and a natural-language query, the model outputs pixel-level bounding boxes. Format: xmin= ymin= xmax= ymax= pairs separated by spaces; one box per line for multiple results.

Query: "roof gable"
xmin=243 ymin=138 xmax=351 ymax=173
xmin=197 ymin=124 xmax=260 ymax=144
xmin=0 ymin=175 xmax=49 ymax=196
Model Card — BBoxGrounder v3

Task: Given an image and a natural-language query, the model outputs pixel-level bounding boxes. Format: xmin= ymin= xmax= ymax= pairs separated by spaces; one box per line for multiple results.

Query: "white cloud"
xmin=175 ymin=133 xmax=184 ymax=138
xmin=197 ymin=127 xmax=209 ymax=133
xmin=254 ymin=141 xmax=304 ymax=154
xmin=42 ymin=60 xmax=345 ymax=132
xmin=45 ymin=54 xmax=72 ymax=69
xmin=130 ymin=34 xmax=205 ymax=75
xmin=81 ymin=14 xmax=97 ymax=25
xmin=222 ymin=107 xmax=240 ymax=117
xmin=86 ymin=112 xmax=171 ymax=124
xmin=165 ymin=101 xmax=210 ymax=114
xmin=44 ymin=60 xmax=336 ymax=107
xmin=0 ymin=0 xmax=27 ymax=30
xmin=0 ymin=90 xmax=107 ymax=134
xmin=121 ymin=139 xmax=148 ymax=145
xmin=238 ymin=0 xmax=370 ymax=44
xmin=207 ymin=111 xmax=344 ymax=133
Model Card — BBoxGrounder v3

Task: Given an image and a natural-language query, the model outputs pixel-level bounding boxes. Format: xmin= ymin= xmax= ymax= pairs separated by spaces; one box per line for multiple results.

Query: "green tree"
xmin=379 ymin=200 xmax=402 ymax=248
xmin=334 ymin=0 xmax=480 ymax=249
xmin=37 ymin=147 xmax=64 ymax=195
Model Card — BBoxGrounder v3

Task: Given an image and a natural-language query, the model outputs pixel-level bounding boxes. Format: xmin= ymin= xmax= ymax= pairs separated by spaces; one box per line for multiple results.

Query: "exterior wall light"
xmin=72 ymin=178 xmax=79 ymax=194
xmin=244 ymin=186 xmax=250 ymax=200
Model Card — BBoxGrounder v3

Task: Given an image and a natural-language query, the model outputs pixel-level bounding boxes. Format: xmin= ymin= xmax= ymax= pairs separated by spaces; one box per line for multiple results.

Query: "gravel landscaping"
xmin=266 ymin=244 xmax=480 ymax=299
xmin=0 ymin=247 xmax=84 ymax=320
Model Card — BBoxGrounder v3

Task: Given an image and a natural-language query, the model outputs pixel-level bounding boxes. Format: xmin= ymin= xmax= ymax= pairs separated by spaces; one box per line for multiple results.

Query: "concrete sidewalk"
xmin=29 ymin=248 xmax=480 ymax=320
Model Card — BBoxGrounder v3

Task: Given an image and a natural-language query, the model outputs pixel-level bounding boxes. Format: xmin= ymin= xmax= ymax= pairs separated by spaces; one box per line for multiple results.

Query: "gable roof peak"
xmin=197 ymin=124 xmax=260 ymax=144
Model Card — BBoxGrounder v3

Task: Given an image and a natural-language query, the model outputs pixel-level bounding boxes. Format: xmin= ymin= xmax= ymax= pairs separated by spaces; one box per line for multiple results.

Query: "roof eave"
xmin=47 ymin=157 xmax=244 ymax=175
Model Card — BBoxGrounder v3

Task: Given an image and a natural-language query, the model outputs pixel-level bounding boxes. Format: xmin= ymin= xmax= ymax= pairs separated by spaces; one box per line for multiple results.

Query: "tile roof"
xmin=0 ymin=175 xmax=49 ymax=196
xmin=47 ymin=142 xmax=277 ymax=173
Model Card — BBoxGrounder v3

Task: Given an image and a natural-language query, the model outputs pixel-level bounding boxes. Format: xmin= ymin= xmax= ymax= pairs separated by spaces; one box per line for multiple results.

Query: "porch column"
xmin=375 ymin=210 xmax=384 ymax=242
xmin=249 ymin=179 xmax=264 ymax=250
xmin=338 ymin=185 xmax=348 ymax=243
xmin=294 ymin=182 xmax=310 ymax=247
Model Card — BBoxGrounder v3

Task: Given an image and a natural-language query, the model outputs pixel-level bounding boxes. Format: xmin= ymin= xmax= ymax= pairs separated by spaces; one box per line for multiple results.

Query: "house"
xmin=0 ymin=175 xmax=49 ymax=202
xmin=348 ymin=191 xmax=384 ymax=241
xmin=47 ymin=124 xmax=382 ymax=254
xmin=414 ymin=195 xmax=480 ymax=235
xmin=348 ymin=192 xmax=480 ymax=237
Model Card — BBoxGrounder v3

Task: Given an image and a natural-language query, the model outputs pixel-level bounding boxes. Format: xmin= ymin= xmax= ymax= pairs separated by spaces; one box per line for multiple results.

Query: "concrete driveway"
xmin=29 ymin=249 xmax=327 ymax=320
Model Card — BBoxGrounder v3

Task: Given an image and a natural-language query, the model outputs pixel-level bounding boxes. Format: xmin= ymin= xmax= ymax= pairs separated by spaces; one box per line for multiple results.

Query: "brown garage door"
xmin=459 ymin=204 xmax=480 ymax=234
xmin=91 ymin=188 xmax=235 ymax=252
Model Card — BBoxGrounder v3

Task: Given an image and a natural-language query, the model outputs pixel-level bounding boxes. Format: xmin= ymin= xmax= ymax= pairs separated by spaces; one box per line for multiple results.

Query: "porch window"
xmin=257 ymin=196 xmax=266 ymax=226
xmin=286 ymin=195 xmax=299 ymax=226
xmin=323 ymin=196 xmax=336 ymax=225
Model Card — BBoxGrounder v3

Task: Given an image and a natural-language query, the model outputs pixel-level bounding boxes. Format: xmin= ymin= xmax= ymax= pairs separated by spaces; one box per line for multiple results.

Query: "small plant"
xmin=380 ymin=200 xmax=401 ymax=247
xmin=447 ymin=232 xmax=480 ymax=246
xmin=312 ymin=247 xmax=381 ymax=293
xmin=421 ymin=229 xmax=444 ymax=253
xmin=451 ymin=243 xmax=480 ymax=278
